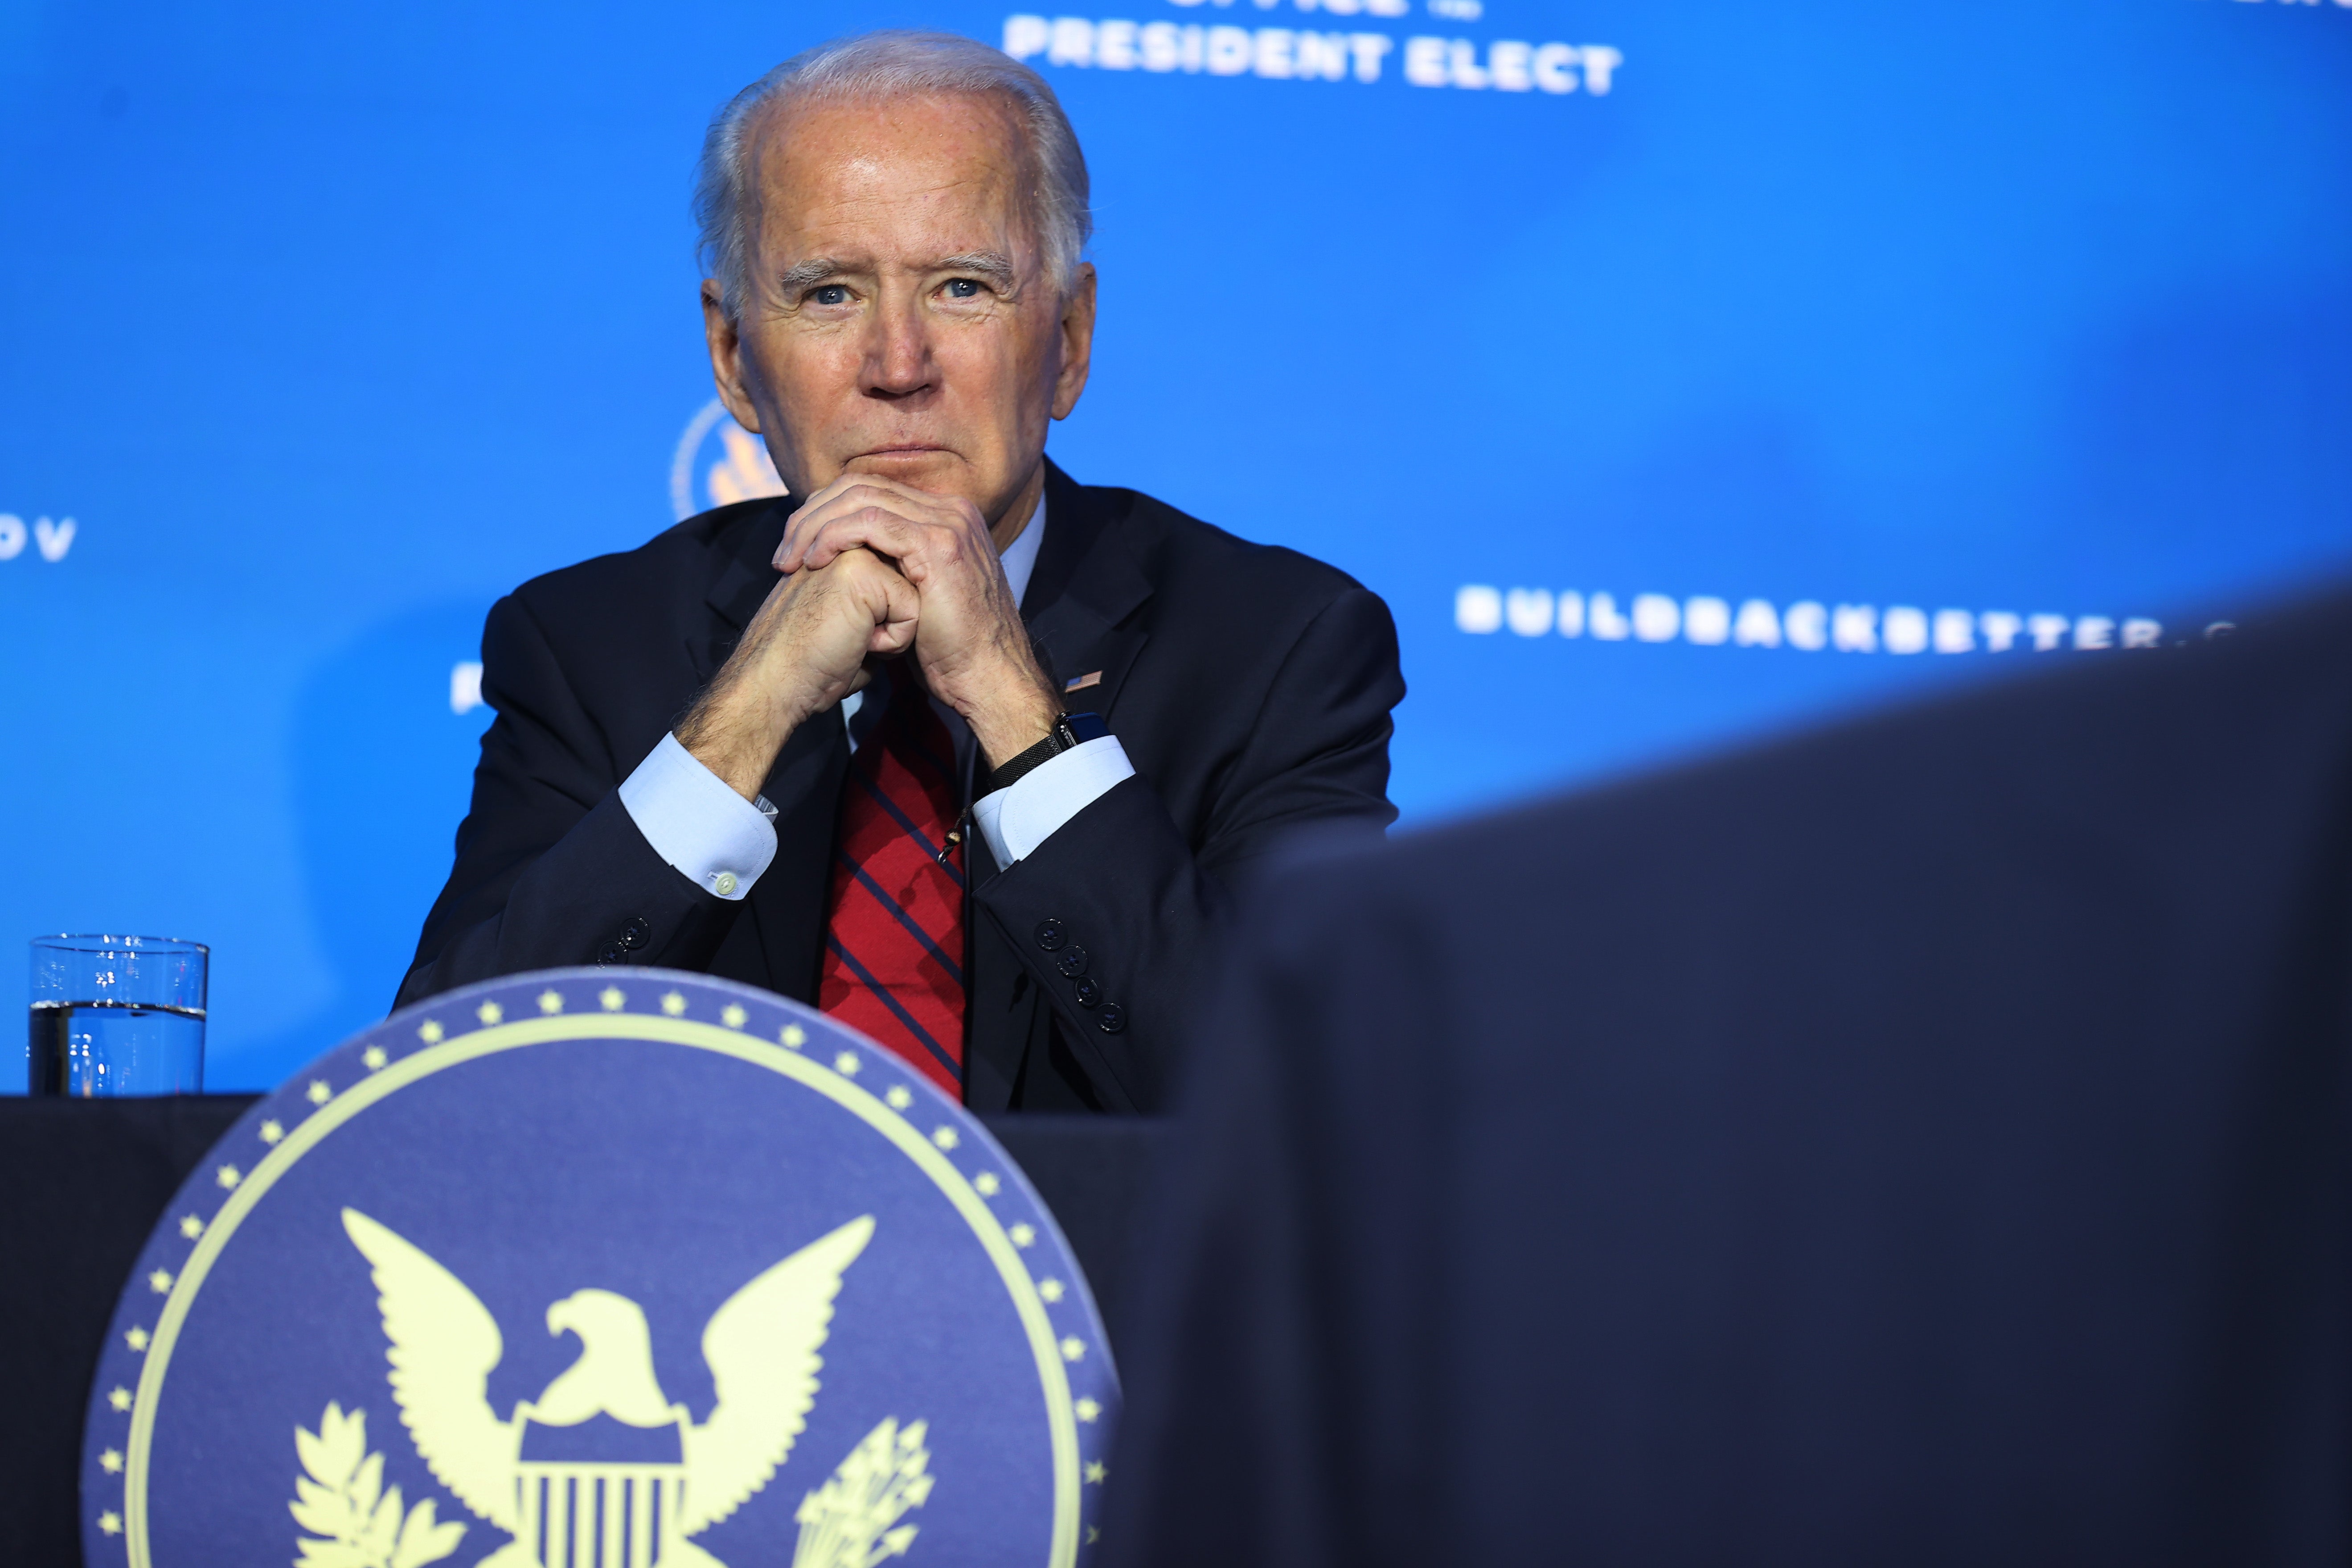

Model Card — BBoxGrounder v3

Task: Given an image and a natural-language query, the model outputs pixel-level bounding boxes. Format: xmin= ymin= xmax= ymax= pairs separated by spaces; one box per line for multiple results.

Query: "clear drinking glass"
xmin=27 ymin=935 xmax=208 ymax=1096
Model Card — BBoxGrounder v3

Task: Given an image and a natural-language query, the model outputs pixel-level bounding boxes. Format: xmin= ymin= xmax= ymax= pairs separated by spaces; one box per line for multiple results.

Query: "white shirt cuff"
xmin=616 ymin=733 xmax=778 ymax=900
xmin=973 ymin=736 xmax=1135 ymax=867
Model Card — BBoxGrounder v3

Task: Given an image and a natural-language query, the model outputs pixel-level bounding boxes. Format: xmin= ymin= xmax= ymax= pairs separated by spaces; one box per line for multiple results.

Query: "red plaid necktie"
xmin=818 ymin=674 xmax=967 ymax=1093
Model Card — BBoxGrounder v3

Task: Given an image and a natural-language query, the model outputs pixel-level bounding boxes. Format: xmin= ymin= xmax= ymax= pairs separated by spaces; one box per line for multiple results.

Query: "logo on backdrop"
xmin=672 ymin=399 xmax=788 ymax=522
xmin=0 ymin=512 xmax=75 ymax=562
xmin=85 ymin=970 xmax=1117 ymax=1568
xmin=1454 ymin=584 xmax=2191 ymax=653
xmin=1001 ymin=6 xmax=1621 ymax=95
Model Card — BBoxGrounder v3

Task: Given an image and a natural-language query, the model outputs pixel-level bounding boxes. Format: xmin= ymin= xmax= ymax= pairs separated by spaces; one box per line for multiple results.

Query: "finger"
xmin=775 ymin=479 xmax=963 ymax=571
xmin=860 ymin=567 xmax=921 ymax=655
xmin=774 ymin=476 xmax=879 ymax=572
xmin=783 ymin=485 xmax=963 ymax=570
xmin=799 ymin=506 xmax=927 ymax=572
xmin=777 ymin=475 xmax=976 ymax=567
xmin=834 ymin=543 xmax=925 ymax=626
xmin=799 ymin=507 xmax=965 ymax=578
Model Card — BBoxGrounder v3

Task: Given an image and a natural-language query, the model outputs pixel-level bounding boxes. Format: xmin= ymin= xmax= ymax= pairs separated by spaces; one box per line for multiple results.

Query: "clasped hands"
xmin=675 ymin=472 xmax=1063 ymax=801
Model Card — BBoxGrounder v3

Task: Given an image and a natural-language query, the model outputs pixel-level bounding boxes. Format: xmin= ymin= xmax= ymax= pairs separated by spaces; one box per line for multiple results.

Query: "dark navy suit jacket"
xmin=398 ymin=461 xmax=1403 ymax=1112
xmin=1106 ymin=585 xmax=2352 ymax=1564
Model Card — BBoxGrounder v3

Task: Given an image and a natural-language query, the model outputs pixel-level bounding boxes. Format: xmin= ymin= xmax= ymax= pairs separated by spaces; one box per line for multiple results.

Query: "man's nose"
xmin=861 ymin=289 xmax=933 ymax=400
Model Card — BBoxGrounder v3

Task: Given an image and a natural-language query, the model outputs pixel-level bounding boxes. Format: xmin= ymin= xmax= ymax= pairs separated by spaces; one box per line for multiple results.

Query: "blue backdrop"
xmin=4 ymin=0 xmax=2349 ymax=1091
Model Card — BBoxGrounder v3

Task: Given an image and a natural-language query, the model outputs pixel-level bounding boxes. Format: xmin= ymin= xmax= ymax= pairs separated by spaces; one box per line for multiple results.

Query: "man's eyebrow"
xmin=775 ymin=258 xmax=848 ymax=294
xmin=773 ymin=253 xmax=1017 ymax=294
xmin=934 ymin=252 xmax=1016 ymax=286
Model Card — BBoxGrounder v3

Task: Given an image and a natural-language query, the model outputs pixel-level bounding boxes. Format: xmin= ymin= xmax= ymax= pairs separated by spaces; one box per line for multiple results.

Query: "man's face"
xmin=705 ymin=91 xmax=1094 ymax=531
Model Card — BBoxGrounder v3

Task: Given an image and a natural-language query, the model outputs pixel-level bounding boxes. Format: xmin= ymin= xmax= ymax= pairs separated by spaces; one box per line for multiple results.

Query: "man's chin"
xmin=841 ymin=448 xmax=965 ymax=489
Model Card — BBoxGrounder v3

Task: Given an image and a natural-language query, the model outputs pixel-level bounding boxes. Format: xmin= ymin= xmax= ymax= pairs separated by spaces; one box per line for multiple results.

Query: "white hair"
xmin=693 ymin=30 xmax=1093 ymax=321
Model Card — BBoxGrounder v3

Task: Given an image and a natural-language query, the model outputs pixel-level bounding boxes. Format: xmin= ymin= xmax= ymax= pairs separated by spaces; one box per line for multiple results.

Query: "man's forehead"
xmin=752 ymin=93 xmax=1025 ymax=199
xmin=746 ymin=93 xmax=1036 ymax=258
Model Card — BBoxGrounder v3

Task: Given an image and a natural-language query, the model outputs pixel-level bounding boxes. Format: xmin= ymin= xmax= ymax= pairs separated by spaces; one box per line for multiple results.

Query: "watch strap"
xmin=983 ymin=711 xmax=1109 ymax=796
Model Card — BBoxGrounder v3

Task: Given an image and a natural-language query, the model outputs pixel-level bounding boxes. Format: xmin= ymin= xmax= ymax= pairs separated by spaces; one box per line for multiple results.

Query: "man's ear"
xmin=1050 ymin=262 xmax=1098 ymax=422
xmin=701 ymin=279 xmax=763 ymax=433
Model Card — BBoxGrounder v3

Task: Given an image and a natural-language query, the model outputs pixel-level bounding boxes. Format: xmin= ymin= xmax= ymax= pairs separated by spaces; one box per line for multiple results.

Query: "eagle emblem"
xmin=338 ymin=1206 xmax=885 ymax=1568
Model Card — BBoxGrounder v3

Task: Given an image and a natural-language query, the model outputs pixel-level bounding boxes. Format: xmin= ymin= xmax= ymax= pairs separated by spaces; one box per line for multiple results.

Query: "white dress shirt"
xmin=618 ymin=495 xmax=1135 ymax=900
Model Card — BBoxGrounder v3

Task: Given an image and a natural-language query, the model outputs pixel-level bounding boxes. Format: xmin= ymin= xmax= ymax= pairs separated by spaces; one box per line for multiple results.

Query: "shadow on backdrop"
xmin=232 ymin=603 xmax=493 ymax=1089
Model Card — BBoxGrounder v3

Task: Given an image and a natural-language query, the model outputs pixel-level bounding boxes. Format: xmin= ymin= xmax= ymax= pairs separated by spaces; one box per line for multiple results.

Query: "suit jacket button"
xmin=1035 ymin=919 xmax=1067 ymax=952
xmin=1097 ymin=1003 xmax=1127 ymax=1035
xmin=596 ymin=940 xmax=626 ymax=965
xmin=621 ymin=917 xmax=651 ymax=950
xmin=1072 ymin=976 xmax=1101 ymax=1008
xmin=1056 ymin=946 xmax=1089 ymax=978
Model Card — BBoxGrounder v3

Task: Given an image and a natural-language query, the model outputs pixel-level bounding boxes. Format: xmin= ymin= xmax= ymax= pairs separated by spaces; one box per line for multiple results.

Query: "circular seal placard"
xmin=82 ymin=969 xmax=1117 ymax=1568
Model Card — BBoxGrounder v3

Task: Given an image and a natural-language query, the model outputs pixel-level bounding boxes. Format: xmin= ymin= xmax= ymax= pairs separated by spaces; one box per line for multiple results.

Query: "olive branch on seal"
xmin=289 ymin=1402 xmax=467 ymax=1568
xmin=792 ymin=1416 xmax=934 ymax=1568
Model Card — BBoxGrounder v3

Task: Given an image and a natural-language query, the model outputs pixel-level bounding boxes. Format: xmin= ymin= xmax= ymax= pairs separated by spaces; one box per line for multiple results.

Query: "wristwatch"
xmin=983 ymin=711 xmax=1109 ymax=795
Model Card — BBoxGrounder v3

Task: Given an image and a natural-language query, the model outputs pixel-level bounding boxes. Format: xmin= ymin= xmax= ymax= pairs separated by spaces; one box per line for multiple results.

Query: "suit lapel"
xmin=1023 ymin=461 xmax=1154 ymax=720
xmin=689 ymin=503 xmax=789 ymax=684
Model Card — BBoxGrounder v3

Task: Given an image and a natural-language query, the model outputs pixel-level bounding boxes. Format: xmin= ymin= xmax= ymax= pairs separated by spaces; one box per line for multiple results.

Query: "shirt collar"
xmin=1000 ymin=489 xmax=1046 ymax=610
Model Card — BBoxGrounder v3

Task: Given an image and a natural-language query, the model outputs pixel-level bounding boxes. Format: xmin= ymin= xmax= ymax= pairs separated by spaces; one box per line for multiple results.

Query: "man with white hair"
xmin=400 ymin=31 xmax=1404 ymax=1112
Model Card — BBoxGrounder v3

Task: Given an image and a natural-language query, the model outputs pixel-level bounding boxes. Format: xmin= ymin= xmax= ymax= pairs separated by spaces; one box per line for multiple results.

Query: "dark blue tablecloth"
xmin=0 ymin=1093 xmax=1162 ymax=1564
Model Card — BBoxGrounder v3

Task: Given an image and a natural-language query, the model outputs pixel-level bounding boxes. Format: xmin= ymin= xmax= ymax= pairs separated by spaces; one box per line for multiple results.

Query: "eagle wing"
xmin=679 ymin=1215 xmax=876 ymax=1535
xmin=341 ymin=1208 xmax=521 ymax=1531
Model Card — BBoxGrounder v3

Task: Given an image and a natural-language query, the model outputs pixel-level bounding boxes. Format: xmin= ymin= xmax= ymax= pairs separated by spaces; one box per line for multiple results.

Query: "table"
xmin=0 ymin=1095 xmax=1164 ymax=1564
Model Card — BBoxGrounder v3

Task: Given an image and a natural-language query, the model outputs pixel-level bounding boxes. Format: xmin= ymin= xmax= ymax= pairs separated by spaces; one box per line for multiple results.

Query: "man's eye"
xmin=943 ymin=278 xmax=982 ymax=299
xmin=811 ymin=285 xmax=849 ymax=306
